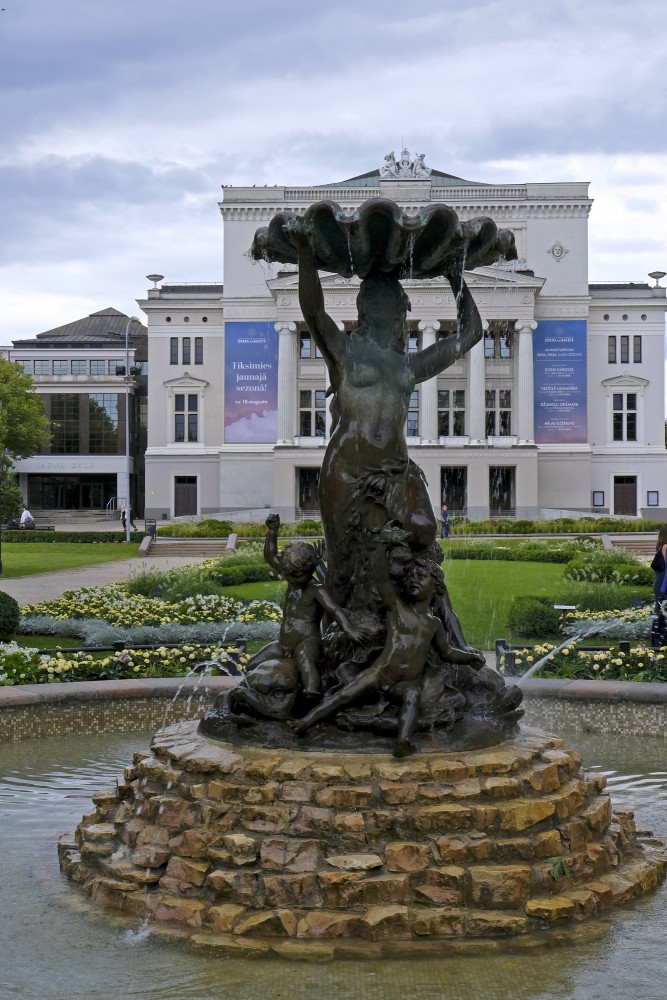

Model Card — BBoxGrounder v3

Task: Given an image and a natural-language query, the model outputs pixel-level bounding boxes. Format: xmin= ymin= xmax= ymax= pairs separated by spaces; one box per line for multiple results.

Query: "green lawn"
xmin=0 ymin=541 xmax=137 ymax=577
xmin=222 ymin=560 xmax=567 ymax=650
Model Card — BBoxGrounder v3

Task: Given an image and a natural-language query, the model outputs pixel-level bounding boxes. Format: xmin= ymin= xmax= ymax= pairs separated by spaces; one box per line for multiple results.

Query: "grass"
xmin=221 ymin=560 xmax=568 ymax=650
xmin=0 ymin=541 xmax=137 ymax=578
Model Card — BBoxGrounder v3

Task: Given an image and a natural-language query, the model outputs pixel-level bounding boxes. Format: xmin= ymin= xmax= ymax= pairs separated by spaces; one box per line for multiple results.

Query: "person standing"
xmin=650 ymin=524 xmax=667 ymax=648
xmin=440 ymin=504 xmax=450 ymax=539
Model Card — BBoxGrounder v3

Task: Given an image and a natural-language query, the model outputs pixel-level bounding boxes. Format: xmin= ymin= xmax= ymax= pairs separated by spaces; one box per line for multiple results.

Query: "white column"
xmin=417 ymin=320 xmax=439 ymax=443
xmin=275 ymin=322 xmax=297 ymax=445
xmin=467 ymin=331 xmax=486 ymax=444
xmin=514 ymin=320 xmax=537 ymax=445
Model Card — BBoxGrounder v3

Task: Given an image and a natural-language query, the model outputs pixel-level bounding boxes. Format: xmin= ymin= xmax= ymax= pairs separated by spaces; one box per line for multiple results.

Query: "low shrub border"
xmin=1 ymin=530 xmax=144 ymax=543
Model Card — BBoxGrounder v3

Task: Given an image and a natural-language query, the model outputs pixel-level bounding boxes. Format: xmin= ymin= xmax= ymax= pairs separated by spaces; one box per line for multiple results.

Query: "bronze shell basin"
xmin=250 ymin=197 xmax=517 ymax=279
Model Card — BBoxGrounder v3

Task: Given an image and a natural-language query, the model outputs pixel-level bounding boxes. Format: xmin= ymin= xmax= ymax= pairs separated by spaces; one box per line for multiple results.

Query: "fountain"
xmin=59 ymin=196 xmax=666 ymax=956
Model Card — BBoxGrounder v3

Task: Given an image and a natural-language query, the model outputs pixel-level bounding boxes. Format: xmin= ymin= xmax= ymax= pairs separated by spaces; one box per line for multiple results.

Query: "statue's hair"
xmin=656 ymin=524 xmax=667 ymax=552
xmin=356 ymin=272 xmax=411 ymax=334
xmin=280 ymin=540 xmax=319 ymax=577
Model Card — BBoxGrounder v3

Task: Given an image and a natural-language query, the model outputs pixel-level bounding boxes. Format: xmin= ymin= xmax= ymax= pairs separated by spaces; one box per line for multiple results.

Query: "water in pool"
xmin=1 ymin=728 xmax=665 ymax=1000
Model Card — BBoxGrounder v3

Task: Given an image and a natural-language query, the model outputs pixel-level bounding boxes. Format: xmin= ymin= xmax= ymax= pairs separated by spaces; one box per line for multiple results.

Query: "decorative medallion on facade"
xmin=380 ymin=148 xmax=432 ymax=179
xmin=547 ymin=241 xmax=569 ymax=262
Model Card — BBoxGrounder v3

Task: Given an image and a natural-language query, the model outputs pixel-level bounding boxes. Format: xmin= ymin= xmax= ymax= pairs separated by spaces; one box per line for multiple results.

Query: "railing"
xmin=489 ymin=508 xmax=516 ymax=519
xmin=106 ymin=497 xmax=124 ymax=519
xmin=296 ymin=507 xmax=321 ymax=521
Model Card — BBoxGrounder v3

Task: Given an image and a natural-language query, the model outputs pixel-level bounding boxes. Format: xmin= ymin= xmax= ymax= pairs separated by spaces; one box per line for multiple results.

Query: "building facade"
xmin=140 ymin=153 xmax=667 ymax=522
xmin=2 ymin=308 xmax=148 ymax=514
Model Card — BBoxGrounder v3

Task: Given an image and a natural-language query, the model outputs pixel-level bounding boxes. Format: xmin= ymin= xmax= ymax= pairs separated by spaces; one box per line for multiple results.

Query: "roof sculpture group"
xmin=201 ymin=195 xmax=523 ymax=756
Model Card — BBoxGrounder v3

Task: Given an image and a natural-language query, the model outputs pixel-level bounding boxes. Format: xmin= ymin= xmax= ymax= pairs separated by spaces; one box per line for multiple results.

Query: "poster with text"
xmin=224 ymin=321 xmax=279 ymax=443
xmin=533 ymin=320 xmax=587 ymax=444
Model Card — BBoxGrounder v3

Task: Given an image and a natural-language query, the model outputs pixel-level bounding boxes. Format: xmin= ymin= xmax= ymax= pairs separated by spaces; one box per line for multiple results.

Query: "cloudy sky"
xmin=1 ymin=0 xmax=666 ymax=342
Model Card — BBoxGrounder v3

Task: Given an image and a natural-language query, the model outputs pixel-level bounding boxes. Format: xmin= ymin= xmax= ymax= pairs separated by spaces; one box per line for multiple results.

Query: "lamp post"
xmin=121 ymin=316 xmax=140 ymax=542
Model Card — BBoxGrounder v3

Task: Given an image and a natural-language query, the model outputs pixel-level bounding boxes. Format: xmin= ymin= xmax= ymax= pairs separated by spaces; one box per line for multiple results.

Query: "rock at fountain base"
xmin=58 ymin=723 xmax=667 ymax=958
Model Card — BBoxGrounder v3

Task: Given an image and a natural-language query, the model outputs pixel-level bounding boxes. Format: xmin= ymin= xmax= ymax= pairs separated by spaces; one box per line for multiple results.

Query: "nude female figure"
xmin=287 ymin=219 xmax=485 ymax=610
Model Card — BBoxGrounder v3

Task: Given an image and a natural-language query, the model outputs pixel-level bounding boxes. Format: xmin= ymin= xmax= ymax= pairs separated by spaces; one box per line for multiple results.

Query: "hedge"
xmin=1 ymin=530 xmax=144 ymax=543
xmin=453 ymin=517 xmax=663 ymax=535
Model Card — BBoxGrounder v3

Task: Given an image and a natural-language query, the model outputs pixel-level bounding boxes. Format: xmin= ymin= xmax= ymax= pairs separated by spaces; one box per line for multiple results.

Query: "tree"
xmin=0 ymin=463 xmax=23 ymax=520
xmin=0 ymin=357 xmax=50 ymax=460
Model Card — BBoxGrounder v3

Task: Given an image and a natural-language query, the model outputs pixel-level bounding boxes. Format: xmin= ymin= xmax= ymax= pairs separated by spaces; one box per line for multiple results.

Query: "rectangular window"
xmin=593 ymin=491 xmax=605 ymax=507
xmin=484 ymin=327 xmax=513 ymax=359
xmin=633 ymin=335 xmax=642 ymax=363
xmin=34 ymin=360 xmax=50 ymax=374
xmin=647 ymin=491 xmax=659 ymax=506
xmin=612 ymin=392 xmax=637 ymax=442
xmin=71 ymin=360 xmax=86 ymax=375
xmin=407 ymin=333 xmax=420 ymax=354
xmin=608 ymin=336 xmax=617 ymax=363
xmin=18 ymin=360 xmax=33 ymax=374
xmin=620 ymin=335 xmax=629 ymax=364
xmin=170 ymin=338 xmax=178 ymax=365
xmin=299 ymin=388 xmax=326 ymax=437
xmin=484 ymin=329 xmax=495 ymax=359
xmin=439 ymin=388 xmax=465 ymax=436
xmin=174 ymin=393 xmax=198 ymax=442
xmin=52 ymin=359 xmax=69 ymax=375
xmin=182 ymin=337 xmax=191 ymax=366
xmin=50 ymin=394 xmax=80 ymax=453
xmin=406 ymin=390 xmax=419 ymax=436
xmin=90 ymin=360 xmax=106 ymax=375
xmin=89 ymin=393 xmax=120 ymax=454
xmin=194 ymin=337 xmax=203 ymax=365
xmin=486 ymin=388 xmax=512 ymax=436
xmin=300 ymin=332 xmax=311 ymax=358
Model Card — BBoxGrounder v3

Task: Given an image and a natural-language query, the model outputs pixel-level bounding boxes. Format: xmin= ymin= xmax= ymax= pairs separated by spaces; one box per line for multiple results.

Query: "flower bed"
xmin=503 ymin=640 xmax=667 ymax=683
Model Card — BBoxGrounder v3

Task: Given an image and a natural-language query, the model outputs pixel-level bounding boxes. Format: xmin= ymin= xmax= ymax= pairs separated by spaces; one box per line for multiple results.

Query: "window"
xmin=633 ymin=336 xmax=642 ymax=363
xmin=484 ymin=325 xmax=512 ymax=359
xmin=18 ymin=360 xmax=33 ymax=374
xmin=182 ymin=337 xmax=191 ymax=365
xmin=647 ymin=491 xmax=659 ymax=507
xmin=174 ymin=393 xmax=198 ymax=442
xmin=71 ymin=360 xmax=86 ymax=375
xmin=407 ymin=390 xmax=419 ymax=437
xmin=608 ymin=336 xmax=617 ymax=363
xmin=50 ymin=394 xmax=80 ymax=453
xmin=299 ymin=330 xmax=323 ymax=359
xmin=485 ymin=389 xmax=512 ymax=436
xmin=612 ymin=393 xmax=637 ymax=442
xmin=89 ymin=393 xmax=120 ymax=454
xmin=299 ymin=389 xmax=326 ymax=437
xmin=592 ymin=491 xmax=605 ymax=507
xmin=407 ymin=332 xmax=420 ymax=354
xmin=194 ymin=337 xmax=203 ymax=365
xmin=170 ymin=338 xmax=178 ymax=365
xmin=34 ymin=360 xmax=50 ymax=374
xmin=52 ymin=359 xmax=69 ymax=375
xmin=620 ymin=336 xmax=629 ymax=364
xmin=438 ymin=389 xmax=465 ymax=436
xmin=90 ymin=360 xmax=106 ymax=375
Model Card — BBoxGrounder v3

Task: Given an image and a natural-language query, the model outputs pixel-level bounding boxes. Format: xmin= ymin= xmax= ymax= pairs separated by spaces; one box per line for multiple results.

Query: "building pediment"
xmin=601 ymin=374 xmax=649 ymax=389
xmin=163 ymin=373 xmax=210 ymax=397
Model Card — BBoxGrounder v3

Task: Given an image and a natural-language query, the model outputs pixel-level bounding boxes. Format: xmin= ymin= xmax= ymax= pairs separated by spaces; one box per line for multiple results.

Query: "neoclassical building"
xmin=140 ymin=152 xmax=667 ymax=522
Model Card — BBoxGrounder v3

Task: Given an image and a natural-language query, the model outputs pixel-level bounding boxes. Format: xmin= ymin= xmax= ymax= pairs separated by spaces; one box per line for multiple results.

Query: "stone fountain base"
xmin=58 ymin=722 xmax=666 ymax=958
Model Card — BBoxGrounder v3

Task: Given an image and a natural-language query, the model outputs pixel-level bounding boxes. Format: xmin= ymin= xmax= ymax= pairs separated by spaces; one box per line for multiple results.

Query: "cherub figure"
xmin=293 ymin=549 xmax=485 ymax=757
xmin=255 ymin=513 xmax=367 ymax=697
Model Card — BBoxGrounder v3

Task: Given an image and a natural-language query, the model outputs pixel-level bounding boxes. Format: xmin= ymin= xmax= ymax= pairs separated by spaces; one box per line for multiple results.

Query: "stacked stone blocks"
xmin=58 ymin=722 xmax=666 ymax=955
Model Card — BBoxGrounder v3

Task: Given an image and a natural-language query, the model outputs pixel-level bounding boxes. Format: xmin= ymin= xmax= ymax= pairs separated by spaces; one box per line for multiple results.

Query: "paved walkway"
xmin=0 ymin=553 xmax=210 ymax=606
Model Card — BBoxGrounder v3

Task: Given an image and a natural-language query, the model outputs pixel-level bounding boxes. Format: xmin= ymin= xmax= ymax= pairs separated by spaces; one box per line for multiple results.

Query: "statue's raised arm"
xmin=410 ymin=267 xmax=484 ymax=384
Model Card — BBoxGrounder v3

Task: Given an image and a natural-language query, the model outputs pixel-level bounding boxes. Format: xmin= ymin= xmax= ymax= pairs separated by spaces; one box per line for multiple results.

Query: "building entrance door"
xmin=614 ymin=476 xmax=637 ymax=516
xmin=174 ymin=476 xmax=197 ymax=516
xmin=489 ymin=467 xmax=516 ymax=517
xmin=440 ymin=467 xmax=467 ymax=516
xmin=297 ymin=468 xmax=320 ymax=515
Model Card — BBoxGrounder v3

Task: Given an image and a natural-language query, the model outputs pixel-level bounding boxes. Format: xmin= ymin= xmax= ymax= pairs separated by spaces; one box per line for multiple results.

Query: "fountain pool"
xmin=2 ymin=727 xmax=666 ymax=1000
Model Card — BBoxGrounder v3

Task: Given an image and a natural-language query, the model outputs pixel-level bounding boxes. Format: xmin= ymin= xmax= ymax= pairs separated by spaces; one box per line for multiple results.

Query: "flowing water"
xmin=1 ymin=728 xmax=666 ymax=1000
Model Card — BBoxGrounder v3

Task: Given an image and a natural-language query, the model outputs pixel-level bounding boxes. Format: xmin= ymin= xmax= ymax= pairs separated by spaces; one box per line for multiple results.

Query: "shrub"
xmin=0 ymin=590 xmax=20 ymax=641
xmin=507 ymin=596 xmax=561 ymax=639
xmin=1 ymin=530 xmax=142 ymax=543
xmin=208 ymin=564 xmax=276 ymax=586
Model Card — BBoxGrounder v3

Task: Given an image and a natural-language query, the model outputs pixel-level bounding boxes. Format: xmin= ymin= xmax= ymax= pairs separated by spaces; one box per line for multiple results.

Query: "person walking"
xmin=650 ymin=524 xmax=667 ymax=648
xmin=121 ymin=505 xmax=138 ymax=532
xmin=440 ymin=503 xmax=450 ymax=539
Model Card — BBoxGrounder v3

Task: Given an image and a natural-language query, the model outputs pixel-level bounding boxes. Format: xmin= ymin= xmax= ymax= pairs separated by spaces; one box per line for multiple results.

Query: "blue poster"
xmin=224 ymin=321 xmax=279 ymax=443
xmin=533 ymin=320 xmax=587 ymax=444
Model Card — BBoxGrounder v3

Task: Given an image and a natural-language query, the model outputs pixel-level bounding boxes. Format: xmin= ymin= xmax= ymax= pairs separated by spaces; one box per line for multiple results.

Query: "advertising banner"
xmin=224 ymin=321 xmax=279 ymax=443
xmin=533 ymin=320 xmax=587 ymax=444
